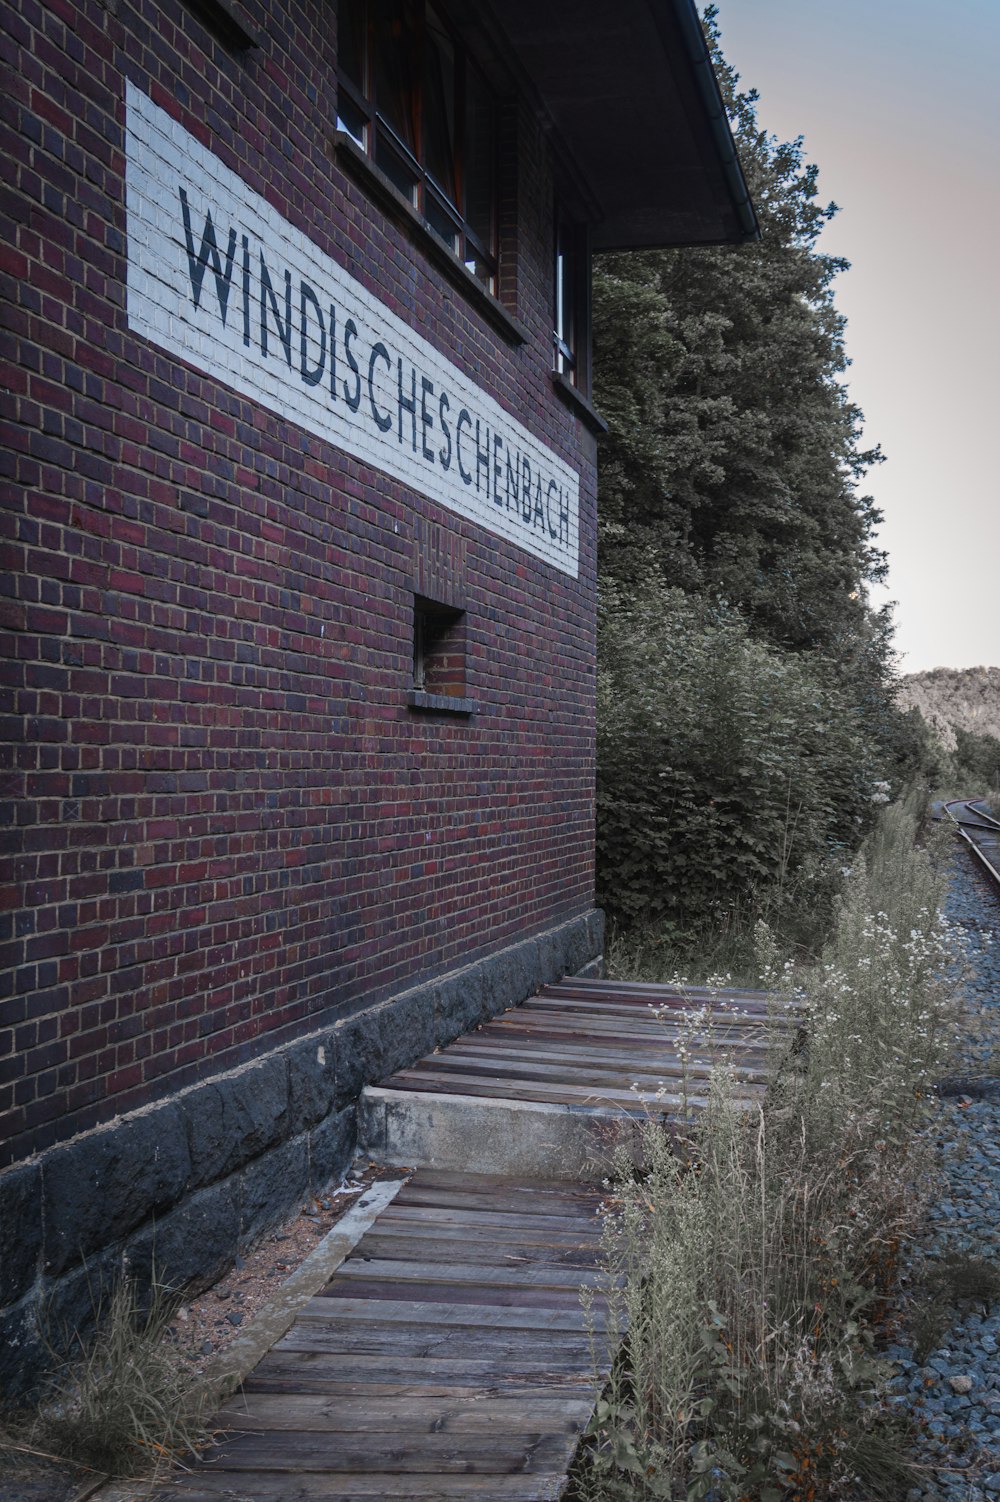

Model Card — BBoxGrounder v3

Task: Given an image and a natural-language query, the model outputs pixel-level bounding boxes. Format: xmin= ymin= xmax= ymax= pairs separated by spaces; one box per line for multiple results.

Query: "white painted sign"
xmin=124 ymin=82 xmax=580 ymax=576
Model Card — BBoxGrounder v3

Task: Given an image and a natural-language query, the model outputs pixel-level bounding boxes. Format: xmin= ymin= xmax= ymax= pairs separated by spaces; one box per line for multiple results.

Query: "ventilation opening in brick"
xmin=413 ymin=597 xmax=466 ymax=697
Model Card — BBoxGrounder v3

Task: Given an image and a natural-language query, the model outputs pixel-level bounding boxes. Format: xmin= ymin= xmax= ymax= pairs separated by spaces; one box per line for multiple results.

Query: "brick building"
xmin=0 ymin=0 xmax=753 ymax=1389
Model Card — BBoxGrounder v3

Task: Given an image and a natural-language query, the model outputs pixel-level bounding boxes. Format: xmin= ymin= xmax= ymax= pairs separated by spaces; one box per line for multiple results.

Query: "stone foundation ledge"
xmin=0 ymin=907 xmax=603 ymax=1399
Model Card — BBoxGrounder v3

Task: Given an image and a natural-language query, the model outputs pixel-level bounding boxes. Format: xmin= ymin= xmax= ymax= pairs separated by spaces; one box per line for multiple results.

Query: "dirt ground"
xmin=167 ymin=1163 xmax=379 ymax=1374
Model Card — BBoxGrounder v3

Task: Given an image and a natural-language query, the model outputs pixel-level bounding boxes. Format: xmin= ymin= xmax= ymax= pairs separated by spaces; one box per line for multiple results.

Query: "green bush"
xmin=596 ymin=582 xmax=886 ymax=946
xmin=953 ymin=726 xmax=1000 ymax=792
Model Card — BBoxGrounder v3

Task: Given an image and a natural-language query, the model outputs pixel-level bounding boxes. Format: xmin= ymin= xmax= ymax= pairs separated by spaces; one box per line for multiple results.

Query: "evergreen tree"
xmin=593 ymin=7 xmax=885 ymax=657
xmin=593 ymin=11 xmax=924 ymax=948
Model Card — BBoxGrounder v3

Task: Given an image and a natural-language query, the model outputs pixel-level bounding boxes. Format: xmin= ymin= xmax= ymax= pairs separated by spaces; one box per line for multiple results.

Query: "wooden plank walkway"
xmin=120 ymin=978 xmax=791 ymax=1499
xmin=141 ymin=1171 xmax=610 ymax=1502
xmin=380 ymin=977 xmax=787 ymax=1115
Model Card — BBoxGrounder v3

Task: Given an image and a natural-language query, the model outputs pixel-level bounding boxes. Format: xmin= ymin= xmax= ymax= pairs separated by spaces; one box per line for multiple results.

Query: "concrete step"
xmin=359 ymin=977 xmax=783 ymax=1180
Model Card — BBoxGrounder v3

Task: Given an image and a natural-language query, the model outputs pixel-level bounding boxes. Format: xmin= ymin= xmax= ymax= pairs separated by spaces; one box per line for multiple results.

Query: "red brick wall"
xmin=0 ymin=0 xmax=599 ymax=1167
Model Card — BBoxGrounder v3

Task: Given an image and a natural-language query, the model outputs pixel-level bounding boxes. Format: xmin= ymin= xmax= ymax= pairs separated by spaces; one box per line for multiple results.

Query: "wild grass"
xmin=576 ymin=789 xmax=964 ymax=1501
xmin=604 ymin=848 xmax=852 ymax=991
xmin=0 ymin=1274 xmax=213 ymax=1482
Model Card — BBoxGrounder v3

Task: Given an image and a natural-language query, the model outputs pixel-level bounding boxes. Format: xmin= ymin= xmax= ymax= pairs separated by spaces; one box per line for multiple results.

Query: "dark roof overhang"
xmin=450 ymin=0 xmax=758 ymax=250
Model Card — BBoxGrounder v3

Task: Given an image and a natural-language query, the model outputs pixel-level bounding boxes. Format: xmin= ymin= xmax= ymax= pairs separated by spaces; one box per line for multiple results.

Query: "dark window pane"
xmin=464 ymin=252 xmax=495 ymax=292
xmin=464 ymin=63 xmax=495 ymax=252
xmin=337 ymin=90 xmax=368 ymax=147
xmin=373 ymin=0 xmax=419 ymax=155
xmin=423 ymin=5 xmax=457 ymax=206
xmin=375 ymin=130 xmax=419 ymax=203
xmin=426 ymin=188 xmax=460 ymax=251
xmin=338 ymin=0 xmax=367 ymax=91
xmin=341 ymin=1 xmax=499 ymax=295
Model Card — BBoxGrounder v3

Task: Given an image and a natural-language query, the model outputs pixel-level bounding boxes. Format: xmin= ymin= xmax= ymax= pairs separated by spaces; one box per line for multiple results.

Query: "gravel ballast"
xmin=886 ymin=844 xmax=1000 ymax=1502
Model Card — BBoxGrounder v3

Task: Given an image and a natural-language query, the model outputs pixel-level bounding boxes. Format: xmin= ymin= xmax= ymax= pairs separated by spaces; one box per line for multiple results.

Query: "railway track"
xmin=943 ymin=798 xmax=1000 ymax=892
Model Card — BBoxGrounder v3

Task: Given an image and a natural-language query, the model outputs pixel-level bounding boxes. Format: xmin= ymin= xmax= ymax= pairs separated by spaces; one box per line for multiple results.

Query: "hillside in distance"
xmin=898 ymin=665 xmax=1000 ymax=749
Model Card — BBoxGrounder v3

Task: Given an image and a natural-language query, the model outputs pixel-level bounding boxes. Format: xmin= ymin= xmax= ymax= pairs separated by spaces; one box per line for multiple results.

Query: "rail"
xmin=943 ymin=797 xmax=1000 ymax=892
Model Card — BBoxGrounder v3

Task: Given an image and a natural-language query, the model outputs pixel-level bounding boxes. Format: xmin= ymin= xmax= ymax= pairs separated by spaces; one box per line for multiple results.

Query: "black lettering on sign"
xmin=456 ymin=408 xmax=473 ymax=486
xmin=506 ymin=450 xmax=520 ymax=513
xmin=299 ymin=280 xmax=326 ymax=386
xmin=532 ymin=473 xmax=545 ymax=531
xmin=397 ymin=360 xmax=417 ymax=450
xmin=343 ymin=318 xmax=361 ymax=411
xmin=438 ymin=391 xmax=452 ymax=470
xmin=179 ymin=187 xmax=237 ymax=325
xmin=241 ymin=235 xmax=251 ymax=347
xmin=368 ymin=342 xmax=392 ymax=431
xmin=260 ymin=252 xmax=292 ymax=366
xmin=546 ymin=479 xmax=558 ymax=538
xmin=420 ymin=377 xmax=435 ymax=463
xmin=474 ymin=419 xmax=490 ymax=497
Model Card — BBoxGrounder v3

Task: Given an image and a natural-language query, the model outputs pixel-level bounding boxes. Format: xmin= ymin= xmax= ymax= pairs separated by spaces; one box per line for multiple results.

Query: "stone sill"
xmin=334 ymin=133 xmax=529 ymax=348
xmin=184 ymin=0 xmax=263 ymax=50
xmin=407 ymin=691 xmax=477 ymax=715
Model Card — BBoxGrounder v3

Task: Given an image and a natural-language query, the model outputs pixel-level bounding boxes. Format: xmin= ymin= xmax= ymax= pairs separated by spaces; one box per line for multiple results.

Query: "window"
xmin=412 ymin=596 xmax=464 ymax=696
xmin=337 ymin=0 xmax=498 ymax=293
xmin=553 ymin=214 xmax=590 ymax=392
xmin=409 ymin=595 xmax=473 ymax=713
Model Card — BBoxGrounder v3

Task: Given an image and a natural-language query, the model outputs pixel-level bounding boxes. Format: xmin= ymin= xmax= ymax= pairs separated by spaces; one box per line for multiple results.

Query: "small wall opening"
xmin=412 ymin=595 xmax=466 ymax=699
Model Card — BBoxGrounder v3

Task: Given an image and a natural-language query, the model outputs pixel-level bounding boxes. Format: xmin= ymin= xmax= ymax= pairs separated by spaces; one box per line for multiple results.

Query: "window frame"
xmin=337 ymin=0 xmax=499 ymax=295
xmin=553 ymin=213 xmax=591 ymax=395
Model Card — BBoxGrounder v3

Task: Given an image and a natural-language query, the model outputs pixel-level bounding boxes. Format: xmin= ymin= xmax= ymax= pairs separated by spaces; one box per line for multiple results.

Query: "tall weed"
xmin=578 ymin=791 xmax=961 ymax=1501
xmin=1 ymin=1275 xmax=212 ymax=1481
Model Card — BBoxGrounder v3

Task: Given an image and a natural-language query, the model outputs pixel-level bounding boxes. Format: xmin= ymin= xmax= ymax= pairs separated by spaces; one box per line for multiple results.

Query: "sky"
xmin=715 ymin=0 xmax=1000 ymax=673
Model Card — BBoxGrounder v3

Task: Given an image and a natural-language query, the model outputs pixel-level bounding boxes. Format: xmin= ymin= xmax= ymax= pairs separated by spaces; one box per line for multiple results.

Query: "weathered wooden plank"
xmin=352 ymin=1239 xmax=604 ymax=1269
xmin=215 ymin=1393 xmax=590 ymax=1433
xmin=404 ymin=1050 xmax=770 ymax=1088
xmin=390 ymin=1173 xmax=603 ymax=1208
xmin=295 ymin=1295 xmax=592 ymax=1331
xmin=246 ymin=1356 xmax=597 ymax=1389
xmin=275 ymin=1325 xmax=596 ymax=1363
xmin=541 ymin=978 xmax=775 ymax=1004
xmin=443 ymin=1027 xmax=776 ymax=1059
xmin=382 ymin=1074 xmax=761 ymax=1108
xmin=243 ymin=1359 xmax=592 ymax=1399
xmin=326 ymin=1267 xmax=605 ymax=1300
xmin=498 ymin=1002 xmax=768 ymax=1030
xmin=275 ymin=1308 xmax=598 ymax=1343
xmin=364 ymin=1207 xmax=603 ymax=1236
xmin=141 ymin=1472 xmax=568 ymax=1500
xmin=508 ymin=997 xmax=777 ymax=1024
xmin=527 ymin=988 xmax=768 ymax=1013
xmin=372 ymin=1203 xmax=605 ymax=1233
xmin=419 ymin=1026 xmax=774 ymax=1058
xmin=526 ymin=992 xmax=785 ymax=1022
xmin=479 ymin=1035 xmax=774 ymax=1064
xmin=355 ymin=1223 xmax=605 ymax=1255
xmin=332 ymin=1258 xmax=604 ymax=1290
xmin=417 ymin=1027 xmax=765 ymax=1063
xmin=192 ymin=1427 xmax=575 ymax=1474
xmin=383 ymin=1070 xmax=745 ymax=1109
xmin=321 ymin=1279 xmax=607 ymax=1313
xmin=393 ymin=1168 xmax=599 ymax=1188
xmin=245 ymin=1350 xmax=598 ymax=1390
